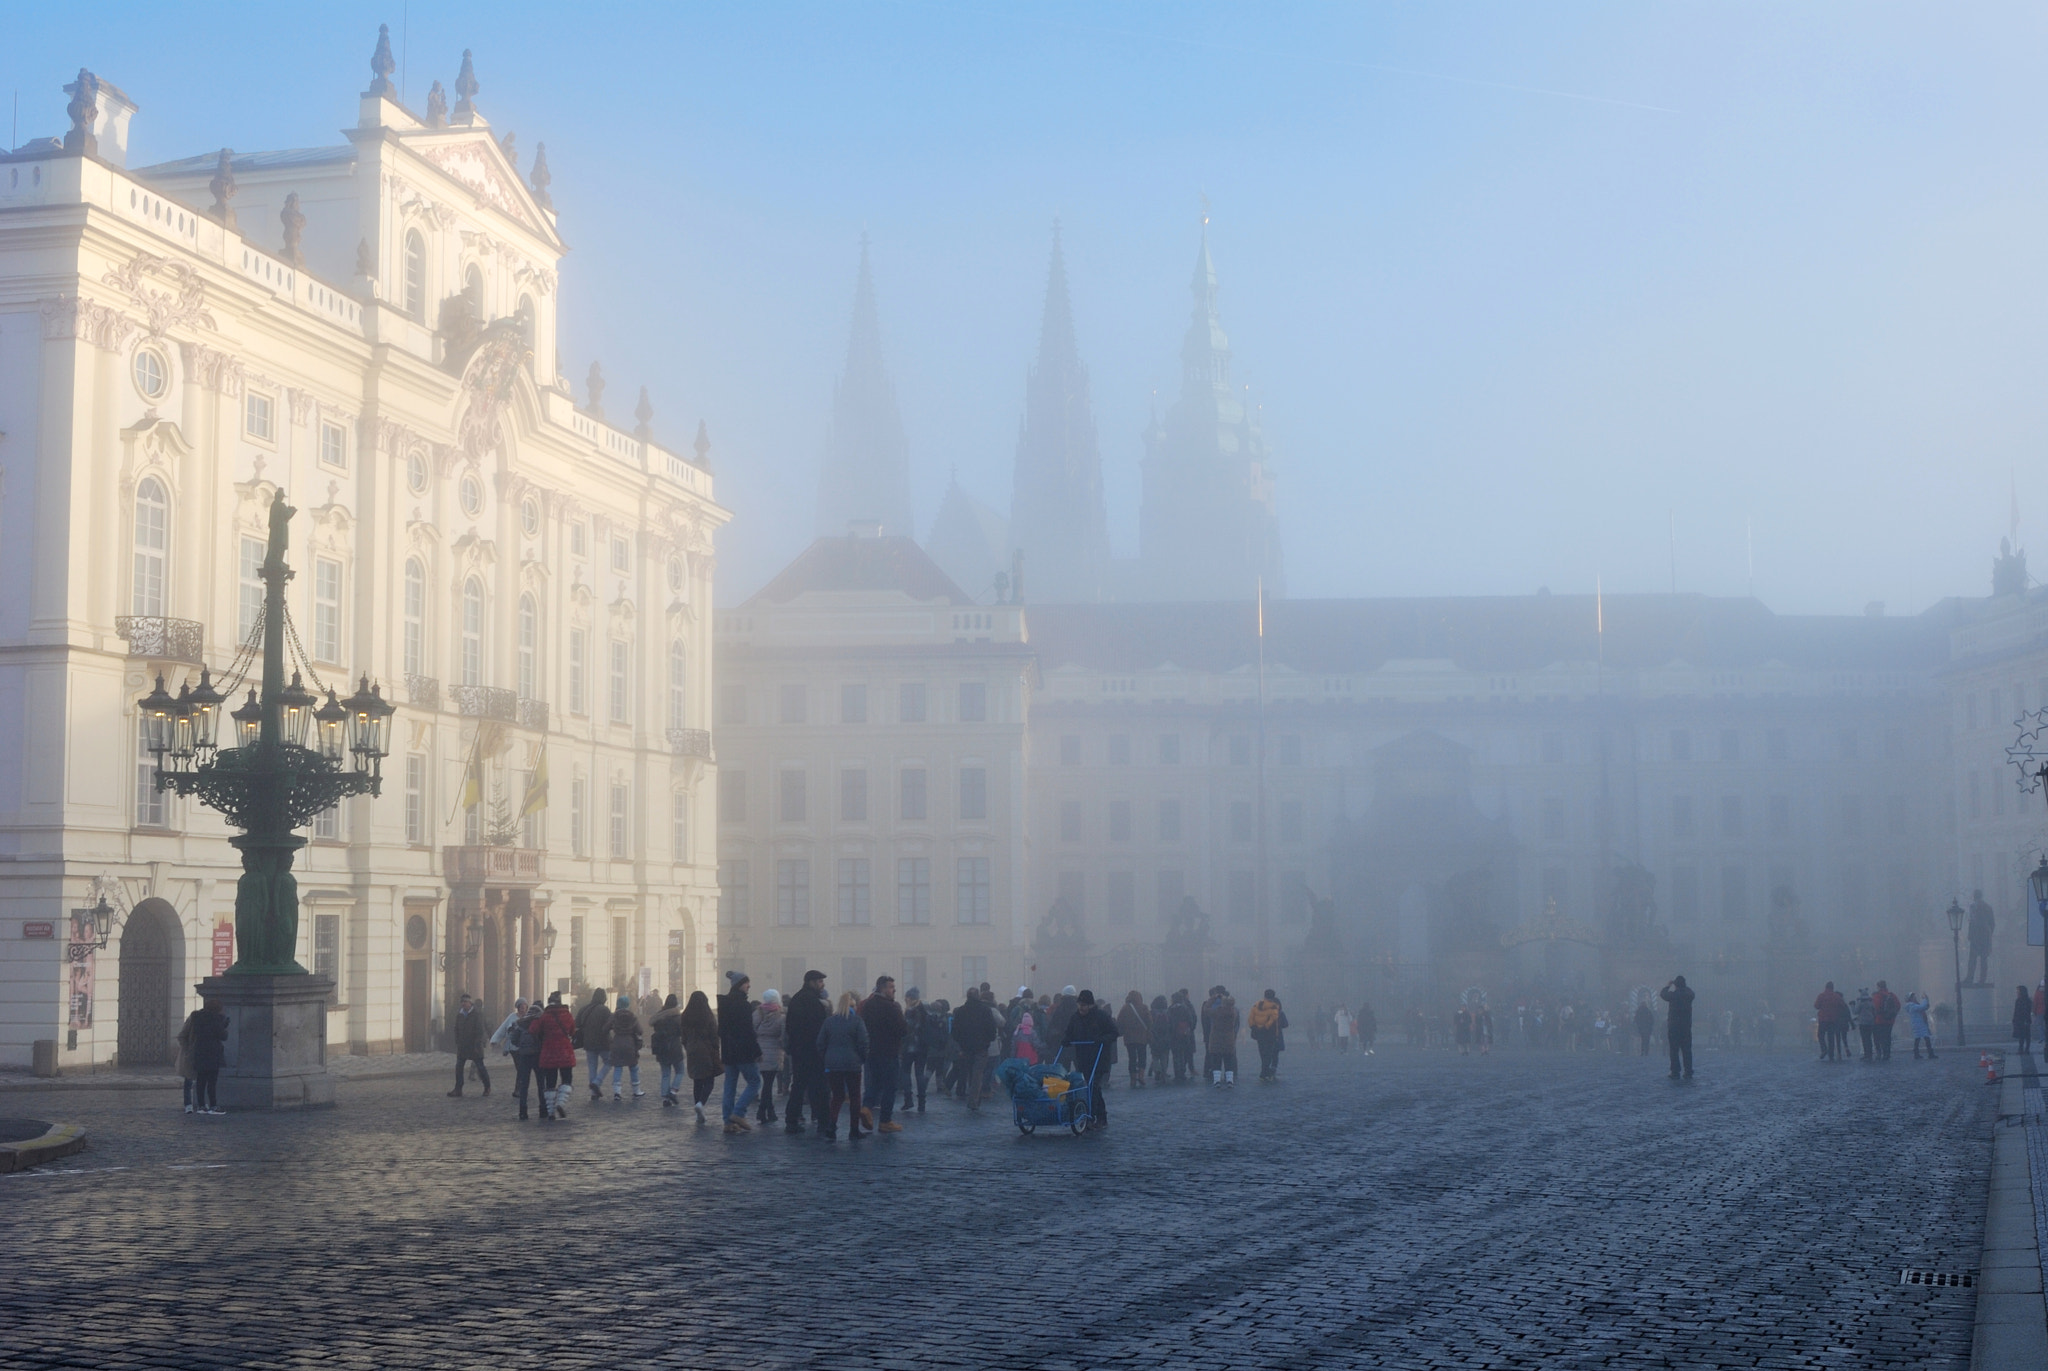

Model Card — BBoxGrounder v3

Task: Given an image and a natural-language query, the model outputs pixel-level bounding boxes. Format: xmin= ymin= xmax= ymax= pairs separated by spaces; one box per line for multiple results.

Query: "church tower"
xmin=816 ymin=236 xmax=915 ymax=538
xmin=1138 ymin=222 xmax=1282 ymax=601
xmin=1008 ymin=224 xmax=1110 ymax=601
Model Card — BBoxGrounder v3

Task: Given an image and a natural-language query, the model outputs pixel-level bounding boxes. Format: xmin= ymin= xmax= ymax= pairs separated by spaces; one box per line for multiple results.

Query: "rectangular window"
xmin=611 ymin=535 xmax=630 ymax=573
xmin=841 ymin=768 xmax=868 ymax=821
xmin=956 ymin=857 xmax=991 ymax=925
xmin=840 ymin=957 xmax=867 ymax=995
xmin=245 ymin=390 xmax=274 ymax=440
xmin=464 ymin=799 xmax=481 ymax=846
xmin=1107 ymin=871 xmax=1135 ymax=926
xmin=319 ymin=421 xmax=346 ymax=470
xmin=1228 ymin=869 xmax=1256 ymax=922
xmin=1060 ymin=735 xmax=1082 ymax=766
xmin=1720 ymin=865 xmax=1748 ymax=920
xmin=609 ymin=783 xmax=628 ymax=858
xmin=1719 ymin=729 xmax=1741 ymax=762
xmin=779 ymin=684 xmax=808 ymax=724
xmin=719 ymin=770 xmax=746 ymax=824
xmin=840 ymin=683 xmax=867 ymax=723
xmin=779 ymin=768 xmax=807 ymax=823
xmin=1540 ymin=796 xmax=1567 ymax=841
xmin=671 ymin=791 xmax=688 ymax=860
xmin=1157 ymin=868 xmax=1185 ymax=922
xmin=718 ymin=859 xmax=749 ymax=927
xmin=404 ymin=754 xmax=426 ymax=845
xmin=570 ymin=522 xmax=587 ymax=558
xmin=1107 ymin=799 xmax=1131 ymax=841
xmin=775 ymin=859 xmax=811 ymax=926
xmin=136 ymin=715 xmax=167 ymax=827
xmin=314 ymin=913 xmax=340 ymax=1002
xmin=1279 ymin=799 xmax=1304 ymax=843
xmin=609 ymin=641 xmax=630 ymax=723
xmin=570 ymin=779 xmax=588 ymax=857
xmin=1060 ymin=800 xmax=1082 ymax=842
xmin=901 ymin=957 xmax=928 ymax=999
xmin=238 ymin=537 xmax=265 ymax=645
xmin=898 ymin=682 xmax=927 ymax=723
xmin=613 ymin=916 xmax=631 ymax=986
xmin=1671 ymin=865 xmax=1699 ymax=922
xmin=900 ymin=767 xmax=927 ymax=821
xmin=568 ymin=630 xmax=587 ymax=716
xmin=836 ymin=858 xmax=872 ymax=926
xmin=313 ymin=557 xmax=342 ymax=663
xmin=1767 ymin=728 xmax=1789 ymax=761
xmin=897 ymin=857 xmax=931 ymax=925
xmin=1670 ymin=730 xmax=1692 ymax=762
xmin=1107 ymin=734 xmax=1131 ymax=765
xmin=520 ymin=771 xmax=541 ymax=851
xmin=313 ymin=803 xmax=339 ymax=840
xmin=1670 ymin=796 xmax=1695 ymax=839
xmin=962 ymin=955 xmax=988 ymax=990
xmin=1719 ymin=795 xmax=1743 ymax=839
xmin=1230 ymin=800 xmax=1254 ymax=843
xmin=720 ymin=682 xmax=747 ymax=725
xmin=958 ymin=682 xmax=987 ymax=722
xmin=1158 ymin=798 xmax=1182 ymax=842
xmin=1159 ymin=734 xmax=1181 ymax=765
xmin=1229 ymin=736 xmax=1252 ymax=766
xmin=959 ymin=766 xmax=988 ymax=821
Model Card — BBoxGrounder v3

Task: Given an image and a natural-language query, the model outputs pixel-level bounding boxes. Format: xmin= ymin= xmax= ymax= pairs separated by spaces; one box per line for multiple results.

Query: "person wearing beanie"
xmin=575 ymin=988 xmax=612 ymax=1103
xmin=650 ymin=994 xmax=685 ymax=1106
xmin=753 ymin=989 xmax=786 ymax=1125
xmin=718 ymin=972 xmax=762 ymax=1132
xmin=1060 ymin=989 xmax=1120 ymax=1128
xmin=604 ymin=994 xmax=644 ymax=1101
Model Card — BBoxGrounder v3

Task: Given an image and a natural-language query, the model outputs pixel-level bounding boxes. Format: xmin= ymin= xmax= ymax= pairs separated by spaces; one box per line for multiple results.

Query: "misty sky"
xmin=9 ymin=3 xmax=2047 ymax=613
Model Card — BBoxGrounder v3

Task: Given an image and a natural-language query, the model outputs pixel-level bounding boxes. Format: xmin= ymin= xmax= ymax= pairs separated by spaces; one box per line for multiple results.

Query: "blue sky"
xmin=9 ymin=3 xmax=2048 ymax=611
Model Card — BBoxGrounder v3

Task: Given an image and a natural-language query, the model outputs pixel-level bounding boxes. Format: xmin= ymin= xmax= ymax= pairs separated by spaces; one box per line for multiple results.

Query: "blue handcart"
xmin=1011 ymin=1042 xmax=1104 ymax=1136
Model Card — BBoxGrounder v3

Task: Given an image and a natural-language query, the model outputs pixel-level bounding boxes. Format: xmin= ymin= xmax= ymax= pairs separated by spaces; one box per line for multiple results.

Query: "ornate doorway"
xmin=117 ymin=899 xmax=181 ymax=1067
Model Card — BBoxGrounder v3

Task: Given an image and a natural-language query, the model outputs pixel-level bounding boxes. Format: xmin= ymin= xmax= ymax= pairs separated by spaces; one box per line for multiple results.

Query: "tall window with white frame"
xmin=671 ymin=790 xmax=687 ymax=861
xmin=956 ymin=857 xmax=991 ymax=924
xmin=570 ymin=778 xmax=587 ymax=858
xmin=402 ymin=558 xmax=425 ymax=678
xmin=135 ymin=714 xmax=168 ymax=827
xmin=314 ymin=913 xmax=340 ymax=1004
xmin=313 ymin=557 xmax=342 ymax=663
xmin=609 ymin=640 xmax=630 ymax=724
xmin=668 ymin=641 xmax=687 ymax=734
xmin=132 ymin=477 xmax=168 ymax=618
xmin=718 ymin=859 xmax=749 ymax=927
xmin=568 ymin=628 xmax=587 ymax=715
xmin=461 ymin=578 xmax=483 ymax=687
xmin=319 ymin=420 xmax=347 ymax=471
xmin=517 ymin=593 xmax=538 ymax=700
xmin=313 ymin=802 xmax=339 ymax=840
xmin=837 ymin=858 xmax=871 ymax=925
xmin=404 ymin=754 xmax=426 ymax=845
xmin=609 ymin=782 xmax=629 ymax=859
xmin=403 ymin=229 xmax=426 ymax=319
xmin=897 ymin=857 xmax=931 ymax=925
xmin=238 ymin=536 xmax=265 ymax=645
xmin=776 ymin=859 xmax=810 ymax=927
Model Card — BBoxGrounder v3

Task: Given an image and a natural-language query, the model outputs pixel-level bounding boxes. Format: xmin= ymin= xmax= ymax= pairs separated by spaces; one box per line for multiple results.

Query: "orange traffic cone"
xmin=1981 ymin=1051 xmax=1998 ymax=1084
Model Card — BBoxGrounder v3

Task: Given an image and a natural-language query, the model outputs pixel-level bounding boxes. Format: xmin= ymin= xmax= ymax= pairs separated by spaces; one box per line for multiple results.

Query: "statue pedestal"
xmin=1960 ymin=982 xmax=1998 ymax=1048
xmin=198 ymin=974 xmax=336 ymax=1109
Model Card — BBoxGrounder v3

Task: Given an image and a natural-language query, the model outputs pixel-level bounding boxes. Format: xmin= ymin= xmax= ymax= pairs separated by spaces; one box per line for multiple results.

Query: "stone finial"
xmin=425 ymin=81 xmax=448 ymax=129
xmin=585 ymin=361 xmax=606 ymax=419
xmin=355 ymin=237 xmax=375 ymax=278
xmin=452 ymin=50 xmax=479 ymax=125
xmin=693 ymin=420 xmax=712 ymax=470
xmin=280 ymin=192 xmax=306 ymax=268
xmin=63 ymin=68 xmax=99 ymax=157
xmin=634 ymin=387 xmax=654 ymax=441
xmin=498 ymin=130 xmax=517 ymax=165
xmin=530 ymin=142 xmax=553 ymax=211
xmin=367 ymin=23 xmax=397 ymax=98
xmin=207 ymin=148 xmax=237 ymax=228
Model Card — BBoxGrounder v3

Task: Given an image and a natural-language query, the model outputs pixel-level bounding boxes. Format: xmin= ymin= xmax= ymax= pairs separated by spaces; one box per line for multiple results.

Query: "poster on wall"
xmin=67 ymin=909 xmax=95 ymax=1029
xmin=212 ymin=920 xmax=235 ymax=976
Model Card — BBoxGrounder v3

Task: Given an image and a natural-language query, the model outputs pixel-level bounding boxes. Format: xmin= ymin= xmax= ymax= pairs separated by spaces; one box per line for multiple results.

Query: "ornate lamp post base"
xmin=195 ymin=973 xmax=337 ymax=1110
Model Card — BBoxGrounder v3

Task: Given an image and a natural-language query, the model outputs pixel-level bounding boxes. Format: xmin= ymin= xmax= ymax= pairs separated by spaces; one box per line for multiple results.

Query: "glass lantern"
xmin=277 ymin=672 xmax=316 ymax=750
xmin=186 ymin=667 xmax=225 ymax=760
xmin=343 ymin=676 xmax=395 ymax=775
xmin=138 ymin=675 xmax=176 ymax=758
xmin=314 ymin=688 xmax=348 ymax=763
xmin=168 ymin=683 xmax=196 ymax=774
xmin=232 ymin=688 xmax=263 ymax=749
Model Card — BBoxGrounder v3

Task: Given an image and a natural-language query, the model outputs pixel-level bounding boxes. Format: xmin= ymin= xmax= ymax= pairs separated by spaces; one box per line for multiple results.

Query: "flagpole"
xmin=1255 ymin=577 xmax=1269 ymax=994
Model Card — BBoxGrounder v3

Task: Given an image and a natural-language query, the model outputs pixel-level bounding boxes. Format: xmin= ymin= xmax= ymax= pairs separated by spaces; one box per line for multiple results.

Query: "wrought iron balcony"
xmin=517 ymin=696 xmax=549 ymax=730
xmin=448 ymin=684 xmax=517 ymax=721
xmin=405 ymin=674 xmax=441 ymax=710
xmin=441 ymin=844 xmax=545 ymax=888
xmin=116 ymin=616 xmax=204 ymax=664
xmin=668 ymin=727 xmax=713 ymax=761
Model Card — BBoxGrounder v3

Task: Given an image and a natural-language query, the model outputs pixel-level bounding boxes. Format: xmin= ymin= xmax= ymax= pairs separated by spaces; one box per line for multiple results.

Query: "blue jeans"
xmin=585 ymin=1049 xmax=607 ymax=1087
xmin=723 ymin=1062 xmax=761 ymax=1120
xmin=659 ymin=1061 xmax=685 ymax=1099
xmin=607 ymin=1062 xmax=641 ymax=1094
xmin=862 ymin=1056 xmax=899 ymax=1123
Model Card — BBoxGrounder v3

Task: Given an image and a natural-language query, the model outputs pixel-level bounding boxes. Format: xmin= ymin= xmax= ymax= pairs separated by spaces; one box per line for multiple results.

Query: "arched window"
xmin=464 ymin=263 xmax=484 ymax=320
xmin=403 ymin=229 xmax=426 ymax=320
xmin=461 ymin=578 xmax=483 ymax=687
xmin=668 ymin=641 xmax=687 ymax=733
xmin=403 ymin=559 xmax=426 ymax=677
xmin=517 ymin=593 xmax=538 ymax=700
xmin=132 ymin=477 xmax=168 ymax=617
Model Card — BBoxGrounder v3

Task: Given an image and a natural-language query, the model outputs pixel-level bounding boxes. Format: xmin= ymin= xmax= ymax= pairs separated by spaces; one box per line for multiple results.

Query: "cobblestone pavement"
xmin=0 ymin=1050 xmax=459 ymax=1092
xmin=0 ymin=1044 xmax=1992 ymax=1370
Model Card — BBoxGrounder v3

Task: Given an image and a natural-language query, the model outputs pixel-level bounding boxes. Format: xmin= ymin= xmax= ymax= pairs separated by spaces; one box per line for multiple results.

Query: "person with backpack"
xmin=575 ymin=989 xmax=612 ymax=1103
xmin=818 ymin=991 xmax=871 ymax=1141
xmin=605 ymin=995 xmax=644 ymax=1101
xmin=533 ymin=990 xmax=579 ymax=1120
xmin=1117 ymin=991 xmax=1154 ymax=1088
xmin=1201 ymin=986 xmax=1240 ymax=1087
xmin=1248 ymin=990 xmax=1287 ymax=1081
xmin=718 ymin=971 xmax=762 ymax=1133
xmin=1852 ymin=989 xmax=1877 ymax=1062
xmin=488 ymin=996 xmax=529 ymax=1062
xmin=650 ymin=993 xmax=686 ymax=1107
xmin=2014 ymin=985 xmax=2035 ymax=1052
xmin=753 ymin=989 xmax=786 ymax=1126
xmin=508 ymin=1000 xmax=544 ymax=1120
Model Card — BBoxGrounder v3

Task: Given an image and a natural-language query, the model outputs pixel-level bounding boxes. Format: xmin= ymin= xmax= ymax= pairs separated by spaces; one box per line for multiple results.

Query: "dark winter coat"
xmin=534 ymin=1003 xmax=578 ymax=1070
xmin=189 ymin=1005 xmax=229 ymax=1072
xmin=1060 ymin=1004 xmax=1120 ymax=1078
xmin=2017 ymin=991 xmax=2036 ymax=1038
xmin=902 ymin=1004 xmax=933 ymax=1060
xmin=1116 ymin=998 xmax=1153 ymax=1046
xmin=784 ymin=984 xmax=830 ymax=1065
xmin=679 ymin=999 xmax=722 ymax=1080
xmin=951 ymin=995 xmax=999 ymax=1055
xmin=1660 ymin=982 xmax=1696 ymax=1037
xmin=649 ymin=1005 xmax=684 ymax=1066
xmin=575 ymin=996 xmax=613 ymax=1053
xmin=1201 ymin=996 xmax=1239 ymax=1050
xmin=1046 ymin=995 xmax=1078 ymax=1052
xmin=818 ymin=1009 xmax=870 ymax=1071
xmin=607 ymin=1006 xmax=643 ymax=1066
xmin=718 ymin=987 xmax=761 ymax=1065
xmin=859 ymin=993 xmax=908 ymax=1058
xmin=454 ymin=1006 xmax=488 ymax=1056
xmin=1168 ymin=999 xmax=1198 ymax=1046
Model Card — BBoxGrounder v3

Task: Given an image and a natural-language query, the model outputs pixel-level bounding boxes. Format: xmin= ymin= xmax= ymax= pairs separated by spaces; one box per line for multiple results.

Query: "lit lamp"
xmin=541 ymin=922 xmax=558 ymax=961
xmin=313 ymin=688 xmax=348 ymax=763
xmin=231 ymin=689 xmax=262 ymax=749
xmin=342 ymin=676 xmax=394 ymax=780
xmin=139 ymin=674 xmax=176 ymax=760
xmin=187 ymin=667 xmax=224 ymax=763
xmin=277 ymin=672 xmax=316 ymax=749
xmin=1946 ymin=896 xmax=1967 ymax=1048
xmin=168 ymin=683 xmax=196 ymax=774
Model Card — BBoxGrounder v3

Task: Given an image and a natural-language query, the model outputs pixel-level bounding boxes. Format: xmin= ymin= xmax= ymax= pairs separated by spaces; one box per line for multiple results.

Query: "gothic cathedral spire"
xmin=1008 ymin=222 xmax=1110 ymax=601
xmin=1138 ymin=217 xmax=1283 ymax=601
xmin=816 ymin=235 xmax=914 ymax=539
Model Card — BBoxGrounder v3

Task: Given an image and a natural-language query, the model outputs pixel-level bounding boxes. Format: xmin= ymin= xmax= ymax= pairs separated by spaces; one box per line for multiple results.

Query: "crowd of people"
xmin=463 ymin=975 xmax=1300 ymax=1135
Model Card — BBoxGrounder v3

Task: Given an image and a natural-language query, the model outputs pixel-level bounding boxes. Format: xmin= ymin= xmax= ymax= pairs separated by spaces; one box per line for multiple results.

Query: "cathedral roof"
xmin=816 ymin=236 xmax=913 ymax=539
xmin=747 ymin=533 xmax=972 ymax=608
xmin=925 ymin=477 xmax=1009 ymax=600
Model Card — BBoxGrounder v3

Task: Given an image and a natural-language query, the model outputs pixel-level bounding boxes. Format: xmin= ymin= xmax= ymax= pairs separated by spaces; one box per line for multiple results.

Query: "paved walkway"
xmin=0 ymin=1050 xmax=458 ymax=1092
xmin=0 ymin=1046 xmax=1996 ymax=1369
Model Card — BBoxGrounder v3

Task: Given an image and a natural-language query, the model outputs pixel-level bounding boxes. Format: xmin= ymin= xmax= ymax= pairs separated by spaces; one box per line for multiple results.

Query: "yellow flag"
xmin=520 ymin=746 xmax=548 ymax=817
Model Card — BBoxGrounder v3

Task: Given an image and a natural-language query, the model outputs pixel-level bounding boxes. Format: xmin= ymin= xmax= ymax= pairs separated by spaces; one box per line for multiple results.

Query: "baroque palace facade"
xmin=0 ymin=43 xmax=727 ymax=1072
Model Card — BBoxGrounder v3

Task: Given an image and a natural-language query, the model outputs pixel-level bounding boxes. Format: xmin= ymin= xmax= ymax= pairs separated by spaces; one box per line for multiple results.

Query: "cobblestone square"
xmin=0 ymin=1046 xmax=1992 ymax=1370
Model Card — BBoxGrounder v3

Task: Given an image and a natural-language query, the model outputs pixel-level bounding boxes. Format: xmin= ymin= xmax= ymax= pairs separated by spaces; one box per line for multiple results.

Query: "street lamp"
xmin=76 ymin=894 xmax=115 ymax=952
xmin=139 ymin=493 xmax=389 ymax=975
xmin=1946 ymin=897 xmax=1966 ymax=1048
xmin=541 ymin=922 xmax=558 ymax=961
xmin=2030 ymin=856 xmax=2048 ymax=1040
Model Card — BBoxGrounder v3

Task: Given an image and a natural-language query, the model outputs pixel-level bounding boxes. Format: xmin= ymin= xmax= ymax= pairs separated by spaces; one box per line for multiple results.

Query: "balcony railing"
xmin=517 ymin=696 xmax=549 ymax=730
xmin=448 ymin=684 xmax=517 ymax=721
xmin=668 ymin=727 xmax=713 ymax=761
xmin=441 ymin=845 xmax=545 ymax=888
xmin=116 ymin=615 xmax=204 ymax=664
xmin=405 ymin=674 xmax=441 ymax=710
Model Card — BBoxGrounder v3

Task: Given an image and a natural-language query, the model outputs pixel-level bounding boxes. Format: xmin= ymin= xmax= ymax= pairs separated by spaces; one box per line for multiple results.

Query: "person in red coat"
xmin=1813 ymin=982 xmax=1850 ymax=1063
xmin=533 ymin=990 xmax=580 ymax=1121
xmin=1870 ymin=981 xmax=1902 ymax=1062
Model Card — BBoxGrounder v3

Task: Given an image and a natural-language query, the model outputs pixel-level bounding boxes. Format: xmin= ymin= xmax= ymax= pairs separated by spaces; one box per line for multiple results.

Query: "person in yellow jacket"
xmin=1248 ymin=990 xmax=1289 ymax=1082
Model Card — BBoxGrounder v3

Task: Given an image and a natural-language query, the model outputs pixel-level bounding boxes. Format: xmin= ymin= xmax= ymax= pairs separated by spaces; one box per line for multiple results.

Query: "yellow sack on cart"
xmin=1042 ymin=1077 xmax=1072 ymax=1100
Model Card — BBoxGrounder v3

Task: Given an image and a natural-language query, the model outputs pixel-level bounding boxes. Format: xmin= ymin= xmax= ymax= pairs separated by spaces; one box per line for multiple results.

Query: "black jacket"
xmin=951 ymin=996 xmax=999 ymax=1054
xmin=189 ymin=1006 xmax=229 ymax=1072
xmin=860 ymin=994 xmax=908 ymax=1058
xmin=1060 ymin=1005 xmax=1120 ymax=1076
xmin=454 ymin=1006 xmax=488 ymax=1055
xmin=718 ymin=987 xmax=761 ymax=1064
xmin=1659 ymin=983 xmax=1696 ymax=1036
xmin=784 ymin=984 xmax=830 ymax=1064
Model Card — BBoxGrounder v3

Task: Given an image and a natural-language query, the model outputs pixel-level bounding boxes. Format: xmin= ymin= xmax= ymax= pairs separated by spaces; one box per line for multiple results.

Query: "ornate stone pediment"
xmin=41 ymin=294 xmax=138 ymax=352
xmin=103 ymin=251 xmax=216 ymax=336
xmin=420 ymin=140 xmax=540 ymax=234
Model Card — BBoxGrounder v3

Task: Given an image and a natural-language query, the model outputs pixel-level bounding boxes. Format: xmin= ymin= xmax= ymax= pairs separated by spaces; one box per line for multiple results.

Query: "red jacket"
xmin=1871 ymin=989 xmax=1901 ymax=1027
xmin=1814 ymin=989 xmax=1849 ymax=1024
xmin=535 ymin=1003 xmax=578 ymax=1069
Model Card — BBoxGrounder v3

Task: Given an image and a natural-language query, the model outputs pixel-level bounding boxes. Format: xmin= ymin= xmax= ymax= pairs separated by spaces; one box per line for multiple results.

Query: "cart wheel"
xmin=1070 ymin=1112 xmax=1090 ymax=1135
xmin=1017 ymin=1118 xmax=1036 ymax=1135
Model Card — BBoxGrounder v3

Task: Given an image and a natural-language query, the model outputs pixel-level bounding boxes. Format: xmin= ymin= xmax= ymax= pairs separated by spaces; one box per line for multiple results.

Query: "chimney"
xmin=66 ymin=73 xmax=137 ymax=167
xmin=847 ymin=519 xmax=882 ymax=539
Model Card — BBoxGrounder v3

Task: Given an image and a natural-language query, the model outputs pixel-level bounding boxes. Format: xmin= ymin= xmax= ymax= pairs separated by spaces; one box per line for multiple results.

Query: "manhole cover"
xmin=1899 ymin=1269 xmax=1975 ymax=1289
